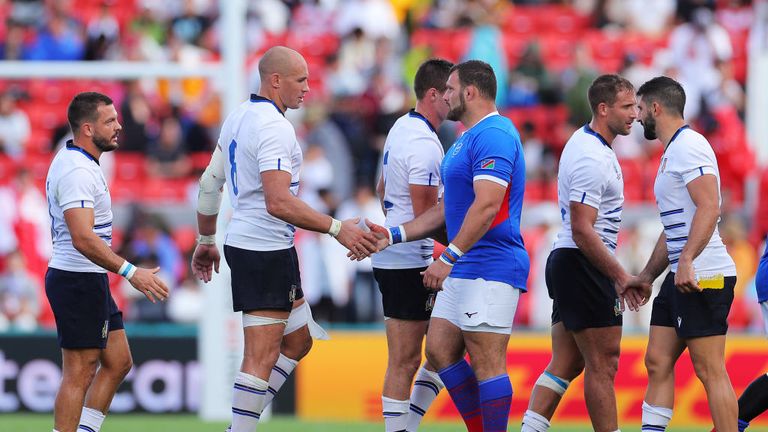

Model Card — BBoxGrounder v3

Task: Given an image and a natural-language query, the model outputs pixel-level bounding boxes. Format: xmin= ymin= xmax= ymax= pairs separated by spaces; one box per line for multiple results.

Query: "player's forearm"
xmin=267 ymin=194 xmax=335 ymax=234
xmin=572 ymin=228 xmax=627 ymax=283
xmin=402 ymin=202 xmax=445 ymax=242
xmin=71 ymin=233 xmax=128 ymax=274
xmin=448 ymin=200 xmax=498 ymax=253
xmin=197 ymin=213 xmax=218 ymax=236
xmin=640 ymin=232 xmax=670 ymax=283
xmin=678 ymin=205 xmax=719 ymax=265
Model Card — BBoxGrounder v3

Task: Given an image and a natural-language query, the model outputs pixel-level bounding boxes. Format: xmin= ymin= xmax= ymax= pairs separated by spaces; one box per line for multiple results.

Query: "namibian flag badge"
xmin=481 ymin=159 xmax=496 ymax=169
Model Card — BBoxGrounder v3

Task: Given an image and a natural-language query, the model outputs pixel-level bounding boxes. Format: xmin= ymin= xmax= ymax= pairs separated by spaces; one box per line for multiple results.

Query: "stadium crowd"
xmin=0 ymin=0 xmax=767 ymax=332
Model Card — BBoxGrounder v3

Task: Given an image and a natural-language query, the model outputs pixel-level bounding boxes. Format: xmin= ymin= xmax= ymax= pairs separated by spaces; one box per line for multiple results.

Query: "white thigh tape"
xmin=242 ymin=313 xmax=288 ymax=328
xmin=284 ymin=301 xmax=330 ymax=340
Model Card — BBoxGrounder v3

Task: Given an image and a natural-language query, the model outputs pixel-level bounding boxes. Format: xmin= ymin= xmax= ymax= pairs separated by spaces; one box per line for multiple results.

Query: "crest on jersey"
xmin=481 ymin=159 xmax=496 ymax=169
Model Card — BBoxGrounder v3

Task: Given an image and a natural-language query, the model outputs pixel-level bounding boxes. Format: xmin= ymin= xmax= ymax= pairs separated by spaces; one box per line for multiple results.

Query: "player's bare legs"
xmin=54 ymin=348 xmax=101 ymax=432
xmin=242 ymin=310 xmax=290 ymax=379
xmin=384 ymin=318 xmax=430 ymax=398
xmin=83 ymin=330 xmax=133 ymax=412
xmin=687 ymin=335 xmax=738 ymax=432
xmin=527 ymin=322 xmax=584 ymax=419
xmin=463 ymin=330 xmax=509 ymax=381
xmin=644 ymin=326 xmax=685 ymax=408
xmin=280 ymin=299 xmax=313 ymax=362
xmin=425 ymin=318 xmax=465 ymax=370
xmin=572 ymin=326 xmax=621 ymax=432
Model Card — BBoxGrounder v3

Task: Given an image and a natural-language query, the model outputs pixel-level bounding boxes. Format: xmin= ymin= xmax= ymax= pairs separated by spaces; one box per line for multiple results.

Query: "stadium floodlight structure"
xmin=0 ymin=0 xmax=247 ymax=422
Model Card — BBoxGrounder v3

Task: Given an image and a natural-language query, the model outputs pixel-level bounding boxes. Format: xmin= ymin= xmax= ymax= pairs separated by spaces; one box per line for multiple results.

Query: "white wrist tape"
xmin=198 ymin=234 xmax=216 ymax=245
xmin=118 ymin=260 xmax=137 ymax=280
xmin=328 ymin=218 xmax=342 ymax=237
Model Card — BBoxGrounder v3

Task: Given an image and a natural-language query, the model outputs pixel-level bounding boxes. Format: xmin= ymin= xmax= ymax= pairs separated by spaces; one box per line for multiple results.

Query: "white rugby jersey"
xmin=653 ymin=125 xmax=735 ymax=276
xmin=553 ymin=125 xmax=624 ymax=252
xmin=46 ymin=140 xmax=113 ymax=273
xmin=372 ymin=110 xmax=444 ymax=269
xmin=222 ymin=95 xmax=303 ymax=251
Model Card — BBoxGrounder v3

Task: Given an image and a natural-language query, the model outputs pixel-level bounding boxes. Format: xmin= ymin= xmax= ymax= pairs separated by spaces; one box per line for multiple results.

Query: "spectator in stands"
xmin=84 ymin=1 xmax=121 ymax=60
xmin=668 ymin=7 xmax=733 ymax=115
xmin=562 ymin=43 xmax=600 ymax=127
xmin=0 ymin=19 xmax=26 ymax=60
xmin=23 ymin=12 xmax=84 ymax=60
xmin=336 ymin=183 xmax=385 ymax=322
xmin=146 ymin=115 xmax=192 ymax=179
xmin=0 ymin=89 xmax=30 ymax=160
xmin=304 ymin=104 xmax=354 ymax=202
xmin=606 ymin=0 xmax=676 ymax=36
xmin=0 ymin=184 xmax=18 ymax=272
xmin=519 ymin=121 xmax=547 ymax=181
xmin=334 ymin=0 xmax=400 ymax=41
xmin=167 ymin=274 xmax=203 ymax=324
xmin=0 ymin=250 xmax=39 ymax=331
xmin=722 ymin=216 xmax=759 ymax=329
xmin=513 ymin=42 xmax=560 ymax=105
xmin=169 ymin=0 xmax=210 ymax=46
xmin=123 ymin=210 xmax=184 ymax=283
xmin=119 ymin=81 xmax=153 ymax=152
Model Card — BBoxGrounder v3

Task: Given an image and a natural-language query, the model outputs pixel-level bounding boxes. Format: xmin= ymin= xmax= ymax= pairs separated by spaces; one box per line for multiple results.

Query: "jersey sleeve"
xmin=407 ymin=137 xmax=442 ymax=187
xmin=677 ymin=138 xmax=718 ymax=185
xmin=253 ymin=119 xmax=295 ymax=174
xmin=469 ymin=127 xmax=517 ymax=188
xmin=567 ymin=155 xmax=607 ymax=209
xmin=57 ymin=167 xmax=98 ymax=211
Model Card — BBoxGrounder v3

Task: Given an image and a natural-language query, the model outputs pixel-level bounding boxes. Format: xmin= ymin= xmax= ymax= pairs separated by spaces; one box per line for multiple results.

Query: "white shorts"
xmin=761 ymin=301 xmax=768 ymax=335
xmin=431 ymin=277 xmax=521 ymax=335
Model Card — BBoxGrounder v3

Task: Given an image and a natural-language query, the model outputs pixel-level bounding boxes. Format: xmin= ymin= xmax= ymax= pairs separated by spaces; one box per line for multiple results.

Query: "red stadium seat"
xmin=113 ymin=153 xmax=146 ymax=182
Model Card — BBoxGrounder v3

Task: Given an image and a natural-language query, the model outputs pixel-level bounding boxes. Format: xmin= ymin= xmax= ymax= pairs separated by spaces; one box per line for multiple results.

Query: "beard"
xmin=447 ymin=93 xmax=466 ymax=122
xmin=93 ymin=133 xmax=118 ymax=152
xmin=641 ymin=114 xmax=657 ymax=140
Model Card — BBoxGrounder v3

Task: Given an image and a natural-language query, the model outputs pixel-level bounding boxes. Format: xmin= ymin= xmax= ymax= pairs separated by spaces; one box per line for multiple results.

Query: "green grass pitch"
xmin=4 ymin=414 xmax=767 ymax=431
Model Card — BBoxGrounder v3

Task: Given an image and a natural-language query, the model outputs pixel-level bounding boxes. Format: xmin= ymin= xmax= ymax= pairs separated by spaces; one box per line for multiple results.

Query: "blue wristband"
xmin=442 ymin=247 xmax=461 ymax=263
xmin=389 ymin=226 xmax=403 ymax=244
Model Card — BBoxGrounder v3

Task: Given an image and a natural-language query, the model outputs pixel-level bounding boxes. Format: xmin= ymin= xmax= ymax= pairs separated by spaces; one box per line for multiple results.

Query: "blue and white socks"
xmin=407 ymin=367 xmax=444 ymax=431
xmin=77 ymin=406 xmax=105 ymax=432
xmin=231 ymin=371 xmax=268 ymax=432
xmin=265 ymin=354 xmax=298 ymax=408
xmin=642 ymin=401 xmax=672 ymax=431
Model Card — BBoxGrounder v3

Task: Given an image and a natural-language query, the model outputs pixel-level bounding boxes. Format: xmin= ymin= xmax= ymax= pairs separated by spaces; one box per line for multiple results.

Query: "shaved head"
xmin=256 ymin=46 xmax=310 ymax=111
xmin=258 ymin=46 xmax=305 ymax=81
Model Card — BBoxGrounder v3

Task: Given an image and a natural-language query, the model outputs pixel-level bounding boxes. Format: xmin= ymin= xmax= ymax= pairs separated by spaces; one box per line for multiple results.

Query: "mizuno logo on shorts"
xmin=465 ymin=312 xmax=478 ymax=318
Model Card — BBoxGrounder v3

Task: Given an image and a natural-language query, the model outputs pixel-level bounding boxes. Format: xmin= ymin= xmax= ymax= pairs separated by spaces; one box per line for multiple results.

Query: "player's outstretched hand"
xmin=191 ymin=243 xmax=220 ymax=283
xmin=129 ymin=266 xmax=170 ymax=303
xmin=346 ymin=219 xmax=393 ymax=261
xmin=335 ymin=217 xmax=378 ymax=260
xmin=421 ymin=259 xmax=451 ymax=291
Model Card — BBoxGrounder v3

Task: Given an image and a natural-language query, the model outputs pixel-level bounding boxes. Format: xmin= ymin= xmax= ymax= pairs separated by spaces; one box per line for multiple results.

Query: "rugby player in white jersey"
xmin=372 ymin=58 xmax=453 ymax=432
xmin=521 ymin=74 xmax=649 ymax=432
xmin=190 ymin=46 xmax=378 ymax=432
xmin=630 ymin=76 xmax=738 ymax=432
xmin=45 ymin=92 xmax=169 ymax=432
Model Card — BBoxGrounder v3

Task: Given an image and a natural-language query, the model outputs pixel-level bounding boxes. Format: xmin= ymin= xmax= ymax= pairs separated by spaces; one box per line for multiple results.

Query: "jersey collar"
xmin=250 ymin=94 xmax=284 ymax=116
xmin=408 ymin=109 xmax=437 ymax=134
xmin=66 ymin=139 xmax=100 ymax=165
xmin=665 ymin=125 xmax=690 ymax=152
xmin=583 ymin=124 xmax=612 ymax=149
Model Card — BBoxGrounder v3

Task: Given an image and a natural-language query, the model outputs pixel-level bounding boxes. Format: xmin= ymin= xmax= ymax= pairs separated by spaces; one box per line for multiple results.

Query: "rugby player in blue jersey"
xmin=366 ymin=60 xmax=529 ymax=432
